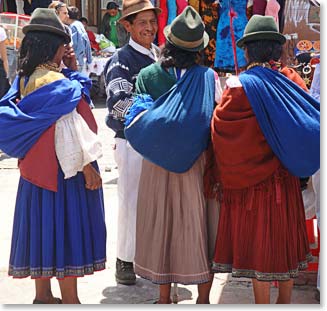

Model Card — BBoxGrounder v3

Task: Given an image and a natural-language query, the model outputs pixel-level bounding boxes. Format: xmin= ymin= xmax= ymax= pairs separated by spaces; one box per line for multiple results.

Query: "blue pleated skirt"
xmin=8 ymin=161 xmax=107 ymax=279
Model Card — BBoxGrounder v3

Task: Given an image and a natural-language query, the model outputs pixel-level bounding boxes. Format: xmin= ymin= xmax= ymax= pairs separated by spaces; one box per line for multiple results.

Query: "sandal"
xmin=33 ymin=297 xmax=62 ymax=304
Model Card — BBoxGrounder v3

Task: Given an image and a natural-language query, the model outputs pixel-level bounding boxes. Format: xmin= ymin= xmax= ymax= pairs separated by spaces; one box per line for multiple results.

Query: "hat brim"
xmin=23 ymin=24 xmax=71 ymax=44
xmin=118 ymin=7 xmax=162 ymax=23
xmin=237 ymin=31 xmax=286 ymax=48
xmin=163 ymin=25 xmax=209 ymax=52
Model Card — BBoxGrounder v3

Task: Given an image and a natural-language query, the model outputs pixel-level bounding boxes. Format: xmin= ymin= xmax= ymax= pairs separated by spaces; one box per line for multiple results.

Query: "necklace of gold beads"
xmin=35 ymin=62 xmax=61 ymax=73
xmin=246 ymin=62 xmax=271 ymax=70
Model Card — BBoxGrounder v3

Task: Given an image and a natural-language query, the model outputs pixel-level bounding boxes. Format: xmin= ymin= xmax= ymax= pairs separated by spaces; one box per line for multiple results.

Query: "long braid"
xmin=18 ymin=31 xmax=65 ymax=77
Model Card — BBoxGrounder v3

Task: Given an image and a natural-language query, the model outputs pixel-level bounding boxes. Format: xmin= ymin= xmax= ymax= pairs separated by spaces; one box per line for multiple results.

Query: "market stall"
xmin=0 ymin=12 xmax=30 ymax=83
xmin=153 ymin=0 xmax=320 ymax=80
xmin=81 ymin=50 xmax=115 ymax=98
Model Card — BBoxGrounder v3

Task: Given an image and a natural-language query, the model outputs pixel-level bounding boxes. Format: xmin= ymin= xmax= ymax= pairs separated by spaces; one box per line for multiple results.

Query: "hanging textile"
xmin=214 ymin=0 xmax=247 ymax=71
xmin=199 ymin=0 xmax=219 ymax=68
xmin=253 ymin=0 xmax=267 ymax=15
xmin=176 ymin=0 xmax=188 ymax=14
xmin=265 ymin=0 xmax=280 ymax=31
xmin=188 ymin=0 xmax=200 ymax=12
xmin=166 ymin=0 xmax=177 ymax=24
xmin=157 ymin=0 xmax=168 ymax=46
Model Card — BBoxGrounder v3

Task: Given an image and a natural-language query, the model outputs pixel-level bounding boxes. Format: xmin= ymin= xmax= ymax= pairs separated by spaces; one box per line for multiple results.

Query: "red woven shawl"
xmin=209 ymin=67 xmax=308 ymax=190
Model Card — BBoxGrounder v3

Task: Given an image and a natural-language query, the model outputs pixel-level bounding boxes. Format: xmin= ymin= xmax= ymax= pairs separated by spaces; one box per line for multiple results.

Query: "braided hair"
xmin=18 ymin=31 xmax=66 ymax=77
xmin=244 ymin=40 xmax=283 ymax=64
xmin=159 ymin=42 xmax=198 ymax=69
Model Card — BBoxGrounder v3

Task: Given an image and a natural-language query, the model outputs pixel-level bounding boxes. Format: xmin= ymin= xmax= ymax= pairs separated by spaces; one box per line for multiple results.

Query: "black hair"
xmin=107 ymin=2 xmax=119 ymax=10
xmin=18 ymin=31 xmax=66 ymax=77
xmin=68 ymin=6 xmax=80 ymax=20
xmin=244 ymin=40 xmax=283 ymax=64
xmin=79 ymin=17 xmax=88 ymax=24
xmin=159 ymin=42 xmax=198 ymax=69
xmin=124 ymin=13 xmax=137 ymax=24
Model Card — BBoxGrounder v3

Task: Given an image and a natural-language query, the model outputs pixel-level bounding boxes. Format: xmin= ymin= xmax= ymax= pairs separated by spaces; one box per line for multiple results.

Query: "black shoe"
xmin=115 ymin=258 xmax=136 ymax=285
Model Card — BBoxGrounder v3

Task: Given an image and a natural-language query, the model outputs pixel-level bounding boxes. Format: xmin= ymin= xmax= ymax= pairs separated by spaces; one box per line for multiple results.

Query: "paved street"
xmin=0 ymin=101 xmax=319 ymax=305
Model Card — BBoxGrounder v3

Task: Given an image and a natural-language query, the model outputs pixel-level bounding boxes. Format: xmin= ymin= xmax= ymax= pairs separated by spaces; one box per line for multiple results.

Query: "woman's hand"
xmin=83 ymin=163 xmax=102 ymax=190
xmin=63 ymin=44 xmax=78 ymax=71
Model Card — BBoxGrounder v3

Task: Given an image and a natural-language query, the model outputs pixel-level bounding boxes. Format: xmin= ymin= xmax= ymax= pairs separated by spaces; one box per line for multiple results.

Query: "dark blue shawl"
xmin=0 ymin=69 xmax=91 ymax=158
xmin=239 ymin=66 xmax=320 ymax=177
xmin=124 ymin=65 xmax=215 ymax=173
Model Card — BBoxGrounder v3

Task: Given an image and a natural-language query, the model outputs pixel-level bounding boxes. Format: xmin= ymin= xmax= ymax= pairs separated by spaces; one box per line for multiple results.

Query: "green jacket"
xmin=99 ymin=11 xmax=129 ymax=48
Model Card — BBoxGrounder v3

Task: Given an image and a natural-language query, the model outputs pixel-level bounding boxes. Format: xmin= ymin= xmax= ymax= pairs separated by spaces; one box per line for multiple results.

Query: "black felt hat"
xmin=23 ymin=8 xmax=71 ymax=44
xmin=237 ymin=14 xmax=286 ymax=48
xmin=163 ymin=6 xmax=209 ymax=52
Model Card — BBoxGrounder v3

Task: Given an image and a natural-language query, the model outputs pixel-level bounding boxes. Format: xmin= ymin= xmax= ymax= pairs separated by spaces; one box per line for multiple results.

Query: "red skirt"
xmin=212 ymin=166 xmax=312 ymax=281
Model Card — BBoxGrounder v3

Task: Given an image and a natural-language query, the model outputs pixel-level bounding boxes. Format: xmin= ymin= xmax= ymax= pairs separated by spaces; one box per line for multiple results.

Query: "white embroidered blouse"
xmin=55 ymin=109 xmax=102 ymax=179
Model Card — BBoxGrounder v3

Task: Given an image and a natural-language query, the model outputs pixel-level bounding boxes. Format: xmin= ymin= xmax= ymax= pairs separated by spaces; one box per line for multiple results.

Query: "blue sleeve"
xmin=71 ymin=25 xmax=79 ymax=51
xmin=84 ymin=34 xmax=93 ymax=64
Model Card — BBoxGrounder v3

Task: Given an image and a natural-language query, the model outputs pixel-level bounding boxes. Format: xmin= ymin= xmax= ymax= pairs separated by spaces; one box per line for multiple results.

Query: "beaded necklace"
xmin=35 ymin=62 xmax=61 ymax=73
xmin=246 ymin=60 xmax=282 ymax=71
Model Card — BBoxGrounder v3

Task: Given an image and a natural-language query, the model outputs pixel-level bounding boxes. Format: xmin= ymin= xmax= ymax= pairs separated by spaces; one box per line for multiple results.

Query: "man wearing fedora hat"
xmin=103 ymin=0 xmax=161 ymax=285
xmin=124 ymin=6 xmax=223 ymax=303
xmin=210 ymin=15 xmax=319 ymax=304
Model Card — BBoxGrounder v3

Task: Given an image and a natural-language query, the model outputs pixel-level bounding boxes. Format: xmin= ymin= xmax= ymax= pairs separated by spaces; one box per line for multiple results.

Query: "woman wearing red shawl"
xmin=210 ymin=15 xmax=318 ymax=304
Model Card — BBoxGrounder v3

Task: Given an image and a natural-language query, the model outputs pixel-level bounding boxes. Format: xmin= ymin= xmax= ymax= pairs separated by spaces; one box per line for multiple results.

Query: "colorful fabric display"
xmin=176 ymin=0 xmax=188 ymax=14
xmin=265 ymin=0 xmax=280 ymax=31
xmin=157 ymin=0 xmax=168 ymax=46
xmin=167 ymin=0 xmax=177 ymax=24
xmin=214 ymin=0 xmax=247 ymax=71
xmin=200 ymin=0 xmax=219 ymax=67
xmin=253 ymin=0 xmax=267 ymax=15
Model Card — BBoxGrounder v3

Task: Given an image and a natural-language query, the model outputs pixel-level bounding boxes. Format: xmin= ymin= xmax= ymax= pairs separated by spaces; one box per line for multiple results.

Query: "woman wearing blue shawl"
xmin=210 ymin=15 xmax=319 ymax=304
xmin=0 ymin=9 xmax=106 ymax=304
xmin=126 ymin=7 xmax=222 ymax=304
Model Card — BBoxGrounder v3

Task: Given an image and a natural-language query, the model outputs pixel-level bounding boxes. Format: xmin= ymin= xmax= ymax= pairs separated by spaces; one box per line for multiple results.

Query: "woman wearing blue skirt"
xmin=0 ymin=8 xmax=106 ymax=304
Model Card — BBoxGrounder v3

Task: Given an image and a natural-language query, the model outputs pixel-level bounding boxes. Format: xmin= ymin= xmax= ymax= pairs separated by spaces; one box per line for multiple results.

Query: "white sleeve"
xmin=55 ymin=109 xmax=103 ymax=179
xmin=0 ymin=27 xmax=7 ymax=42
xmin=214 ymin=72 xmax=223 ymax=103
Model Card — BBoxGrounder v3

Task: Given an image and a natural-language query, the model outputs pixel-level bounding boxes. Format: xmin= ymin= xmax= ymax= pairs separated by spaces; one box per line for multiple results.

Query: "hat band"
xmin=123 ymin=3 xmax=155 ymax=16
xmin=168 ymin=32 xmax=203 ymax=49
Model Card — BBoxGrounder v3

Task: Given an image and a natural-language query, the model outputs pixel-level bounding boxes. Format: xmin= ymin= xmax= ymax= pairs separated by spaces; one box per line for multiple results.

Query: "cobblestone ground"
xmin=0 ymin=100 xmax=319 ymax=304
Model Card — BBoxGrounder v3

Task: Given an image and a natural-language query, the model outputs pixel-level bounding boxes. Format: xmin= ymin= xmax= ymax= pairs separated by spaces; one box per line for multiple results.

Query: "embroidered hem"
xmin=135 ymin=263 xmax=211 ymax=285
xmin=8 ymin=259 xmax=106 ymax=279
xmin=211 ymin=253 xmax=313 ymax=281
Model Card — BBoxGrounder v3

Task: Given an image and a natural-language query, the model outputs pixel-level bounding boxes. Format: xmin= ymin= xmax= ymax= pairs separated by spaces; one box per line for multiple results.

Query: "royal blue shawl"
xmin=0 ymin=69 xmax=91 ymax=158
xmin=124 ymin=65 xmax=215 ymax=173
xmin=239 ymin=66 xmax=320 ymax=177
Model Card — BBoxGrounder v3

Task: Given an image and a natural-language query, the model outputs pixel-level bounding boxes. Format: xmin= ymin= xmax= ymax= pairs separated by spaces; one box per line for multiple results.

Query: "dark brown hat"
xmin=23 ymin=8 xmax=71 ymax=44
xmin=119 ymin=0 xmax=161 ymax=23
